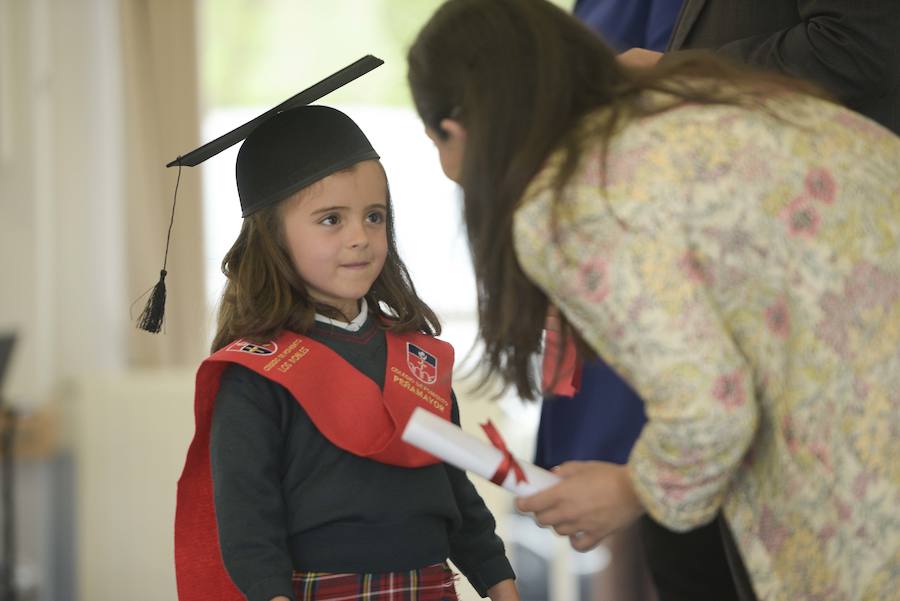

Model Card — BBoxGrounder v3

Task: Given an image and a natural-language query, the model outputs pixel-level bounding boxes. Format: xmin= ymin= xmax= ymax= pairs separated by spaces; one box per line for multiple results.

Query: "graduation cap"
xmin=136 ymin=55 xmax=384 ymax=333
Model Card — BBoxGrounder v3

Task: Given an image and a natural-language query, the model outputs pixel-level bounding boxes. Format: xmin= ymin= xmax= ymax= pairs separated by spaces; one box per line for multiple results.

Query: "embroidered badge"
xmin=226 ymin=340 xmax=278 ymax=356
xmin=407 ymin=343 xmax=437 ymax=384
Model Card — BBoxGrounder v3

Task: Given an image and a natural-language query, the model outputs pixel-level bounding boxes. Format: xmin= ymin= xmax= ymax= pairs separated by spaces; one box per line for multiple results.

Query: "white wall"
xmin=69 ymin=369 xmax=196 ymax=601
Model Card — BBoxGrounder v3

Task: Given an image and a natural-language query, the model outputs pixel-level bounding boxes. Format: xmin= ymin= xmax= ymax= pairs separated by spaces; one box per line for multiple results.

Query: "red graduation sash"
xmin=541 ymin=324 xmax=583 ymax=397
xmin=174 ymin=328 xmax=454 ymax=601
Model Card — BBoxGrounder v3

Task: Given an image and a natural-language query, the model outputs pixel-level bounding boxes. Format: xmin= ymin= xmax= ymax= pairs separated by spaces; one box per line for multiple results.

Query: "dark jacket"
xmin=667 ymin=0 xmax=900 ymax=134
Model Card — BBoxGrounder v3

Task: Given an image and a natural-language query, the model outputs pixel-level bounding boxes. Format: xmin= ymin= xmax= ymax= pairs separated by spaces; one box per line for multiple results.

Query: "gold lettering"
xmin=264 ymin=339 xmax=305 ymax=372
xmin=388 ymin=366 xmax=451 ymax=412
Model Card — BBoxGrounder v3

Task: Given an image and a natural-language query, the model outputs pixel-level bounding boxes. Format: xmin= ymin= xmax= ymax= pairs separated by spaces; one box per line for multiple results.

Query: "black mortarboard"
xmin=136 ymin=55 xmax=384 ymax=333
xmin=235 ymin=105 xmax=379 ymax=217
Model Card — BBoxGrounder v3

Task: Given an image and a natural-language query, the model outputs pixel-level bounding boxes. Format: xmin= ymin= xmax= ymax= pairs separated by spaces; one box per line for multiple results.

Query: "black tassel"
xmin=134 ymin=161 xmax=182 ymax=334
xmin=137 ymin=269 xmax=168 ymax=333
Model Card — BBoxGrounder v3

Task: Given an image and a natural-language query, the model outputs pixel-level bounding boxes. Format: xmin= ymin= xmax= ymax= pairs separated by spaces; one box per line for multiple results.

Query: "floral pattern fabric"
xmin=513 ymin=94 xmax=900 ymax=601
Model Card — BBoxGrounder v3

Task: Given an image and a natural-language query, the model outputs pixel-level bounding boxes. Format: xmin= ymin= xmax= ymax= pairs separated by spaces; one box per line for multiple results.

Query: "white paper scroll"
xmin=401 ymin=407 xmax=560 ymax=496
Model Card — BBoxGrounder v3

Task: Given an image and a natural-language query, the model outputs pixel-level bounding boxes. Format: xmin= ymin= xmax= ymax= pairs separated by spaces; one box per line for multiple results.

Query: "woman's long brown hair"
xmin=407 ymin=0 xmax=828 ymax=399
xmin=211 ymin=163 xmax=440 ymax=353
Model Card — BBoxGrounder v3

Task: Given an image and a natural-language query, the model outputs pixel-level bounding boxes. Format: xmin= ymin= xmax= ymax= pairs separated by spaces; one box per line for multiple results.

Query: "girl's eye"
xmin=366 ymin=211 xmax=386 ymax=224
xmin=320 ymin=214 xmax=340 ymax=226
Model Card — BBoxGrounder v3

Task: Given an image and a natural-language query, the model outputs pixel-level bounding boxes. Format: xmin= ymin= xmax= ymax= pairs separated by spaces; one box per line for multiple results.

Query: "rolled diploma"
xmin=401 ymin=407 xmax=560 ymax=496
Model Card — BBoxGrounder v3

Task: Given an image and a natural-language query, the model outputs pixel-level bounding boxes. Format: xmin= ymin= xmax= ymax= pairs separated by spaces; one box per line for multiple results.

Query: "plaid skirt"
xmin=291 ymin=562 xmax=459 ymax=601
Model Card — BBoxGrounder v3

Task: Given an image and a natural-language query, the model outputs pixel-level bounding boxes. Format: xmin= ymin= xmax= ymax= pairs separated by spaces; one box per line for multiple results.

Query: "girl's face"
xmin=281 ymin=160 xmax=389 ymax=318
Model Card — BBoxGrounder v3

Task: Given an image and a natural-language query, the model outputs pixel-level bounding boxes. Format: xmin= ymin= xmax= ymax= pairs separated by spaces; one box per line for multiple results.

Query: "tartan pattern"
xmin=291 ymin=562 xmax=459 ymax=600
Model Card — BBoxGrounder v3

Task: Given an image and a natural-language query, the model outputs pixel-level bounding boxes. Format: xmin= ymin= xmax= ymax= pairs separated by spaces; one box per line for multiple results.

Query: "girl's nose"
xmin=346 ymin=221 xmax=370 ymax=248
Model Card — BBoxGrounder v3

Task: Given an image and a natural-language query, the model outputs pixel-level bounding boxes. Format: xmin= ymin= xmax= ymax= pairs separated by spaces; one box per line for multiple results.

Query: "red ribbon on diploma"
xmin=481 ymin=420 xmax=528 ymax=486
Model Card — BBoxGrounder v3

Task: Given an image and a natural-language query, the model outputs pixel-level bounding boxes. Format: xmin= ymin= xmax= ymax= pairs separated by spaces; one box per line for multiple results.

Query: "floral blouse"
xmin=514 ymin=93 xmax=900 ymax=601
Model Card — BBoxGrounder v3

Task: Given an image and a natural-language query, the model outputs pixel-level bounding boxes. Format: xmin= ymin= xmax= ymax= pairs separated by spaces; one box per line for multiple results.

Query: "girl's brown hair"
xmin=407 ymin=0 xmax=827 ymax=399
xmin=211 ymin=163 xmax=440 ymax=353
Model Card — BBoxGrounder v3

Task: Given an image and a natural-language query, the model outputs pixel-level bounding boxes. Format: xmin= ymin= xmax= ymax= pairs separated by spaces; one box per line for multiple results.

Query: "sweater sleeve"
xmin=594 ymin=227 xmax=757 ymax=531
xmin=445 ymin=392 xmax=516 ymax=597
xmin=514 ymin=165 xmax=759 ymax=532
xmin=210 ymin=364 xmax=295 ymax=601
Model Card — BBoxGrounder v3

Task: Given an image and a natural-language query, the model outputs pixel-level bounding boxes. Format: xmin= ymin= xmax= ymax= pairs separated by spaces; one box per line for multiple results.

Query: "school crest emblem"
xmin=226 ymin=340 xmax=278 ymax=356
xmin=407 ymin=343 xmax=437 ymax=384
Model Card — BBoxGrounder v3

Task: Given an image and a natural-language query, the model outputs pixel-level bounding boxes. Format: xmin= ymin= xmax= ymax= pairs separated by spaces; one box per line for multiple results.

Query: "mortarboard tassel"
xmin=136 ymin=162 xmax=182 ymax=333
xmin=136 ymin=269 xmax=168 ymax=333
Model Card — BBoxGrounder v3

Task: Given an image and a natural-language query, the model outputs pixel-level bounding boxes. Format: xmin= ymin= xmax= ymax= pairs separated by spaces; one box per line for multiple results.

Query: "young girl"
xmin=407 ymin=1 xmax=899 ymax=600
xmin=174 ymin=105 xmax=519 ymax=601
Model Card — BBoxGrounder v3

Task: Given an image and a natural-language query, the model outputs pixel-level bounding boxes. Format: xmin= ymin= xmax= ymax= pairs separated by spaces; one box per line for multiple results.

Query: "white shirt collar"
xmin=314 ymin=298 xmax=369 ymax=332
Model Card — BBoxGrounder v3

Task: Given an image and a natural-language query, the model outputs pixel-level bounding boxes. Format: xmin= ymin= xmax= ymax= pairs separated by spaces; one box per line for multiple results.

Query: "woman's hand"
xmin=515 ymin=461 xmax=645 ymax=552
xmin=617 ymin=48 xmax=663 ymax=69
xmin=487 ymin=578 xmax=520 ymax=601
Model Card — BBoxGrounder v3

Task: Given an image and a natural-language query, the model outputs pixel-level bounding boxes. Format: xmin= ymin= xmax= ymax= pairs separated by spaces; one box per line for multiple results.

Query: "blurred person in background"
xmin=618 ymin=0 xmax=900 ymax=135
